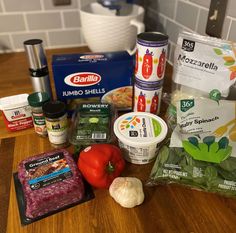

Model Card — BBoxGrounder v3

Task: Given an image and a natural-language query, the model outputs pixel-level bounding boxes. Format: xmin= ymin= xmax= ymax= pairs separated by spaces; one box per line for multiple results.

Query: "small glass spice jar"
xmin=28 ymin=92 xmax=50 ymax=137
xmin=42 ymin=100 xmax=69 ymax=148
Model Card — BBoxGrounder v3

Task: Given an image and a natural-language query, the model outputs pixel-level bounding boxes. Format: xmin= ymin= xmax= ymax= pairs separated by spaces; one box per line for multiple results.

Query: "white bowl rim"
xmin=80 ymin=2 xmax=145 ymax=18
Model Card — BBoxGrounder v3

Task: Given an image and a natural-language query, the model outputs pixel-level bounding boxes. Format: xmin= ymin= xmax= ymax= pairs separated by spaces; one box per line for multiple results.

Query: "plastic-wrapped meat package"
xmin=18 ymin=149 xmax=84 ymax=218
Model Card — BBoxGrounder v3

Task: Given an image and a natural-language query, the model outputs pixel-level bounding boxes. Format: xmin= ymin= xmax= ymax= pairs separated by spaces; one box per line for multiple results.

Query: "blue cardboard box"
xmin=52 ymin=51 xmax=134 ymax=114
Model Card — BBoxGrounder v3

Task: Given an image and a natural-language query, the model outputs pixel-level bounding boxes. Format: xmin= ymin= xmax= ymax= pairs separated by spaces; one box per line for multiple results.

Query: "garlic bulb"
xmin=109 ymin=177 xmax=145 ymax=208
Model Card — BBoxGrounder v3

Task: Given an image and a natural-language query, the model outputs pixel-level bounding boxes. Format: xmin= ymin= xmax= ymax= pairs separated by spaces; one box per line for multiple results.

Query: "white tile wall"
xmin=0 ymin=14 xmax=26 ymax=34
xmin=0 ymin=0 xmax=235 ymax=58
xmin=3 ymin=0 xmax=42 ymax=12
xmin=26 ymin=12 xmax=62 ymax=30
xmin=0 ymin=0 xmax=85 ymax=53
xmin=0 ymin=35 xmax=11 ymax=51
xmin=63 ymin=11 xmax=81 ymax=28
xmin=148 ymin=0 xmax=236 ymax=64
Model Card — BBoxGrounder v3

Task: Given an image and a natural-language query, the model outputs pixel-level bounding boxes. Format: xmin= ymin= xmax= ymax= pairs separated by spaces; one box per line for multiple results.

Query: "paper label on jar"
xmin=32 ymin=112 xmax=47 ymax=135
xmin=46 ymin=116 xmax=68 ymax=144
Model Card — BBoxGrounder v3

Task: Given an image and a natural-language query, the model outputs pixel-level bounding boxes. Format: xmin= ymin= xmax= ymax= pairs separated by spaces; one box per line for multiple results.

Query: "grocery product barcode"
xmin=92 ymin=133 xmax=106 ymax=139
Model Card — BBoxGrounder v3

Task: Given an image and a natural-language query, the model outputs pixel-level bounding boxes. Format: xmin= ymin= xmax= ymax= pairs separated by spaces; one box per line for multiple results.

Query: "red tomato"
xmin=157 ymin=49 xmax=166 ymax=78
xmin=142 ymin=49 xmax=153 ymax=79
xmin=137 ymin=91 xmax=146 ymax=112
xmin=150 ymin=92 xmax=159 ymax=114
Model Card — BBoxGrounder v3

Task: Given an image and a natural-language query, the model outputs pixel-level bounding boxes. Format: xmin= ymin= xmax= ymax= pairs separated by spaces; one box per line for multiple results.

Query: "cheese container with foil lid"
xmin=0 ymin=94 xmax=33 ymax=131
xmin=114 ymin=112 xmax=168 ymax=164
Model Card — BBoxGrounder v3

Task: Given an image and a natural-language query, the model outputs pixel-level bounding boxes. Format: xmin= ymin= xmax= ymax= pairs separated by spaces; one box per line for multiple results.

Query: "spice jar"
xmin=42 ymin=100 xmax=69 ymax=148
xmin=28 ymin=92 xmax=50 ymax=137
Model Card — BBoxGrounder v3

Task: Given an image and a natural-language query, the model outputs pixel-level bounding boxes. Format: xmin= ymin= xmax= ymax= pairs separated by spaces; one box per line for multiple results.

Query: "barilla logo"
xmin=64 ymin=72 xmax=101 ymax=87
xmin=80 ymin=55 xmax=104 ymax=60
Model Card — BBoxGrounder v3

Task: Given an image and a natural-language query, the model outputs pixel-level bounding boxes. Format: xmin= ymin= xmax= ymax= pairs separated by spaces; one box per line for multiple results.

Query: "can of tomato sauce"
xmin=133 ymin=32 xmax=168 ymax=115
xmin=135 ymin=32 xmax=168 ymax=82
xmin=133 ymin=79 xmax=163 ymax=115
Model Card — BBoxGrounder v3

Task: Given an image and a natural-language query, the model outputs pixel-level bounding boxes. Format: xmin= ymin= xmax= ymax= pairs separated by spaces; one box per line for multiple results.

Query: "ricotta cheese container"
xmin=114 ymin=112 xmax=168 ymax=164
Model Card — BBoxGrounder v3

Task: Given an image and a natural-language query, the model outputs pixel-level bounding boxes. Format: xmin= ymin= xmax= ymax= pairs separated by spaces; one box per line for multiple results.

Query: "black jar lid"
xmin=42 ymin=101 xmax=66 ymax=119
xmin=28 ymin=92 xmax=50 ymax=107
xmin=137 ymin=32 xmax=168 ymax=42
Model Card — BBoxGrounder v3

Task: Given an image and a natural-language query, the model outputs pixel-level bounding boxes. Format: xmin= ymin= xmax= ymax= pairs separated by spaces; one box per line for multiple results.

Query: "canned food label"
xmin=46 ymin=116 xmax=68 ymax=144
xmin=133 ymin=84 xmax=162 ymax=115
xmin=135 ymin=42 xmax=168 ymax=82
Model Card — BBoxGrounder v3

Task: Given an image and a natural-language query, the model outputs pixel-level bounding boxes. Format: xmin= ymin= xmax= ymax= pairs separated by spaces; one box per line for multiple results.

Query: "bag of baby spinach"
xmin=147 ymin=31 xmax=236 ymax=197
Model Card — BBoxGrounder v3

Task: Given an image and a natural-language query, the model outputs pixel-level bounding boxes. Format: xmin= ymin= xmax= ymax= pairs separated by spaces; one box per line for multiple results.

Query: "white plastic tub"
xmin=0 ymin=94 xmax=33 ymax=131
xmin=114 ymin=112 xmax=168 ymax=164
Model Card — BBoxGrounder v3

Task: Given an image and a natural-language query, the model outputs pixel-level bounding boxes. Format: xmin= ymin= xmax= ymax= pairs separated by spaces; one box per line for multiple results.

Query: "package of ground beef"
xmin=18 ymin=149 xmax=85 ymax=219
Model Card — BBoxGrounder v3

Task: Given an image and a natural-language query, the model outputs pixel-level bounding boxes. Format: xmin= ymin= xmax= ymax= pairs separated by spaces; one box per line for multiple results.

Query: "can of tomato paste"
xmin=133 ymin=32 xmax=168 ymax=115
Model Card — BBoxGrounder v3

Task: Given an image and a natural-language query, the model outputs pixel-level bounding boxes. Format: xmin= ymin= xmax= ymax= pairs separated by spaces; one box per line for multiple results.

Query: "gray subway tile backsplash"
xmin=226 ymin=0 xmax=236 ymax=18
xmin=63 ymin=11 xmax=81 ymax=28
xmin=0 ymin=0 xmax=235 ymax=55
xmin=169 ymin=43 xmax=176 ymax=65
xmin=188 ymin=5 xmax=229 ymax=40
xmin=26 ymin=12 xmax=62 ymax=30
xmin=80 ymin=0 xmax=96 ymax=8
xmin=228 ymin=20 xmax=236 ymax=42
xmin=157 ymin=0 xmax=176 ymax=19
xmin=12 ymin=32 xmax=48 ymax=50
xmin=0 ymin=15 xmax=25 ymax=32
xmin=196 ymin=8 xmax=209 ymax=36
xmin=189 ymin=0 xmax=211 ymax=8
xmin=43 ymin=0 xmax=78 ymax=10
xmin=165 ymin=19 xmax=183 ymax=44
xmin=221 ymin=17 xmax=231 ymax=40
xmin=0 ymin=35 xmax=12 ymax=52
xmin=175 ymin=1 xmax=199 ymax=30
xmin=144 ymin=0 xmax=236 ymax=64
xmin=3 ymin=0 xmax=41 ymax=12
xmin=145 ymin=8 xmax=166 ymax=33
xmin=48 ymin=29 xmax=82 ymax=46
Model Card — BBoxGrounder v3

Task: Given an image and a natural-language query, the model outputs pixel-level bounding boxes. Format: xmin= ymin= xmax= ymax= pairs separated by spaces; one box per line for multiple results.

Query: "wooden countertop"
xmin=0 ymin=47 xmax=236 ymax=233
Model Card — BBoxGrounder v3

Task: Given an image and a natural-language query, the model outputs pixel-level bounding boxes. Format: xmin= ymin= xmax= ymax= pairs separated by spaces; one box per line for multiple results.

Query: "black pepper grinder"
xmin=24 ymin=39 xmax=53 ymax=100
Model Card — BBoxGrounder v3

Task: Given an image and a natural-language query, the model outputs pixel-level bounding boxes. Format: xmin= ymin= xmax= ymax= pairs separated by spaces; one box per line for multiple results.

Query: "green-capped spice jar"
xmin=28 ymin=92 xmax=50 ymax=137
xmin=42 ymin=100 xmax=69 ymax=148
